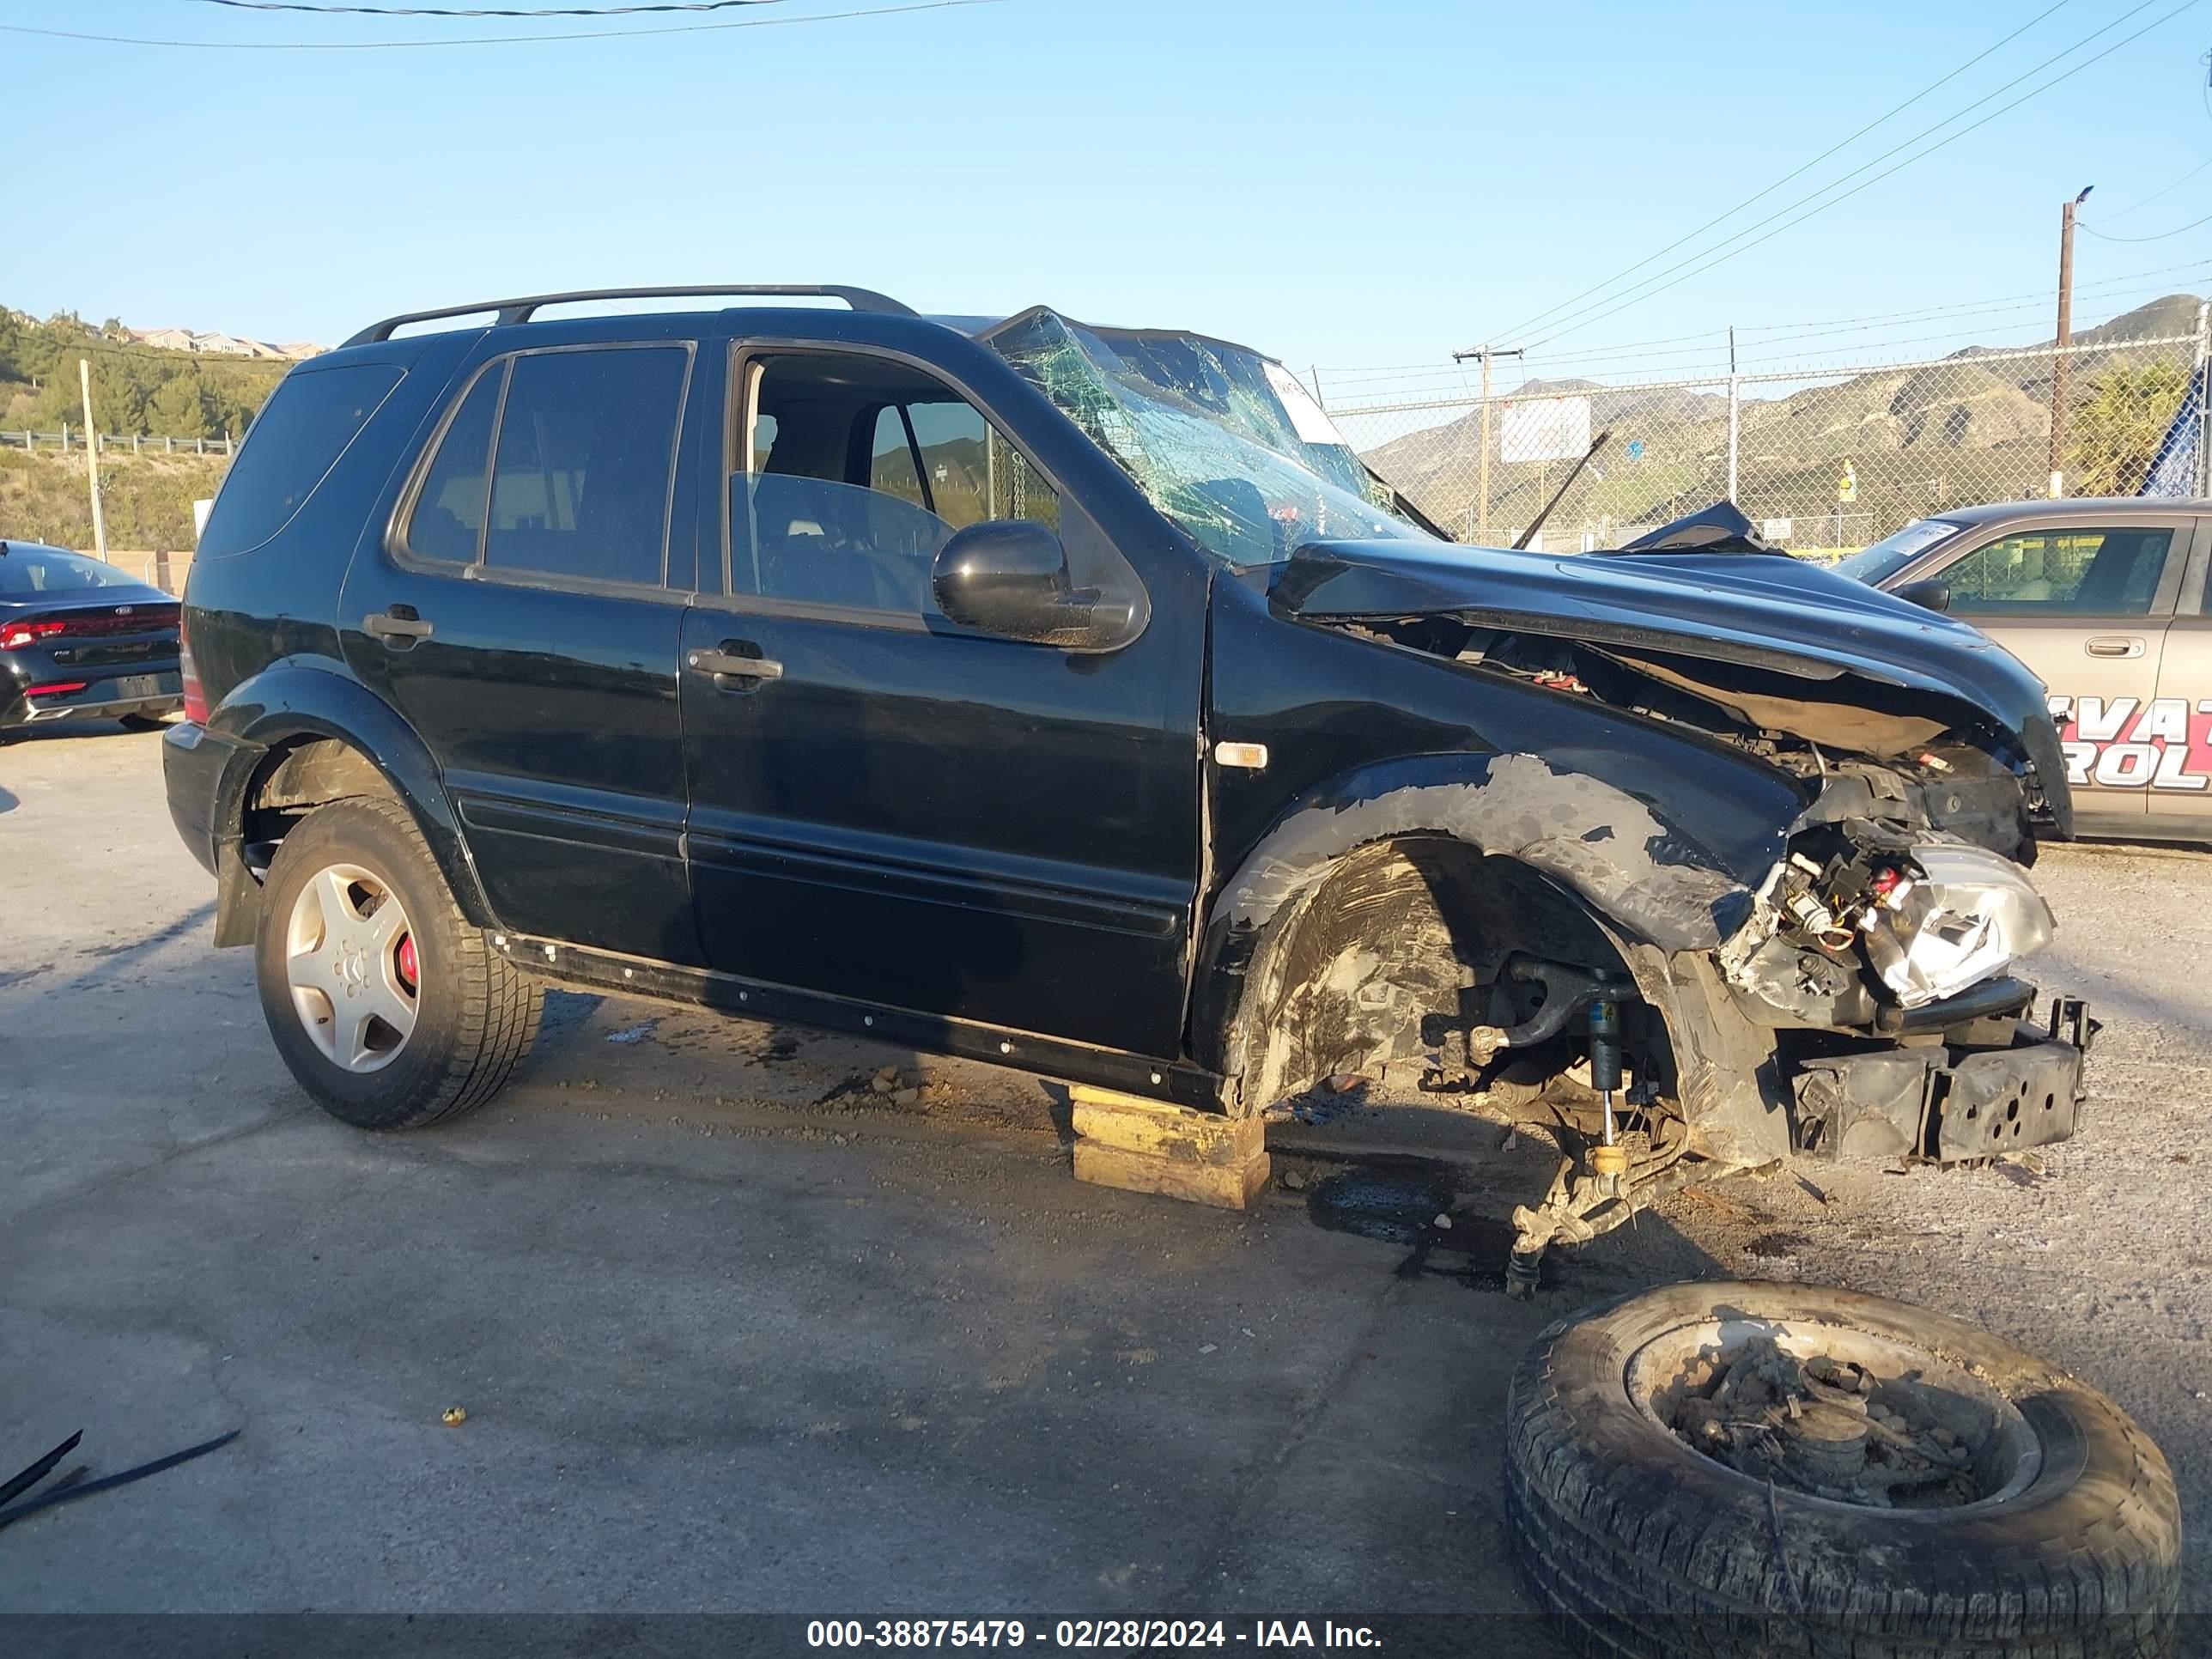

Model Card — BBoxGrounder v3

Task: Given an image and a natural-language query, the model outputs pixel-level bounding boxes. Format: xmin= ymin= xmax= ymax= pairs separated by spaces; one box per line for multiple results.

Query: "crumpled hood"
xmin=1273 ymin=537 xmax=2071 ymax=830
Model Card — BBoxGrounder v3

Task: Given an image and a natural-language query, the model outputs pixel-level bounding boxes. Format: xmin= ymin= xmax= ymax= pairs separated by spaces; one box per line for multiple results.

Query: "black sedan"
xmin=1 ymin=540 xmax=183 ymax=732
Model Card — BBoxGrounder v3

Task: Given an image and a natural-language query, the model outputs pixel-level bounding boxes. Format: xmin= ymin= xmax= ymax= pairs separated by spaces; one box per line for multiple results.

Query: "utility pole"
xmin=78 ymin=358 xmax=107 ymax=561
xmin=1453 ymin=343 xmax=1523 ymax=543
xmin=2049 ymin=185 xmax=2093 ymax=499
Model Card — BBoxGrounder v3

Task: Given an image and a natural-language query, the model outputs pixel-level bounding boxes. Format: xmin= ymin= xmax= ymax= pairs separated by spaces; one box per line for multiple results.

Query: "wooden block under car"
xmin=1069 ymin=1085 xmax=1270 ymax=1211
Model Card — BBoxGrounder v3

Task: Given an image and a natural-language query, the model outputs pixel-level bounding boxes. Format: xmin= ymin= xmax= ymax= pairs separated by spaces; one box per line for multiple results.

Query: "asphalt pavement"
xmin=1 ymin=723 xmax=2204 ymax=1647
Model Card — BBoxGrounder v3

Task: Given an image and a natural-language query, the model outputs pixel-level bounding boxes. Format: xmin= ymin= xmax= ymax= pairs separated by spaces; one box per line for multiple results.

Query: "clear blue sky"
xmin=8 ymin=0 xmax=2209 ymax=390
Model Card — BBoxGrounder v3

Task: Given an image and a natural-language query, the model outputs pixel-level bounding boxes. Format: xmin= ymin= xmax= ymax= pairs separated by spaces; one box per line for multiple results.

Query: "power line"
xmin=1317 ymin=264 xmax=2212 ymax=391
xmin=1736 ymin=258 xmax=2212 ymax=330
xmin=2079 ymin=206 xmax=2212 ymax=240
xmin=1322 ymin=310 xmax=2209 ymax=411
xmin=1522 ymin=0 xmax=2203 ymax=351
xmin=181 ymin=0 xmax=785 ymax=15
xmin=1318 ymin=328 xmax=1729 ymax=382
xmin=1732 ymin=281 xmax=2207 ymax=346
xmin=1316 ymin=258 xmax=2212 ymax=385
xmin=0 ymin=0 xmax=990 ymax=49
xmin=1490 ymin=1 xmax=2077 ymax=344
xmin=1318 ymin=293 xmax=2211 ymax=404
xmin=2087 ymin=154 xmax=2212 ymax=221
xmin=1519 ymin=0 xmax=2193 ymax=349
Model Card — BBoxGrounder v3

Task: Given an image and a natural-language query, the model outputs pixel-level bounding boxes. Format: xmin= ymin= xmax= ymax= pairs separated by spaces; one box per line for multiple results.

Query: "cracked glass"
xmin=986 ymin=309 xmax=1419 ymax=566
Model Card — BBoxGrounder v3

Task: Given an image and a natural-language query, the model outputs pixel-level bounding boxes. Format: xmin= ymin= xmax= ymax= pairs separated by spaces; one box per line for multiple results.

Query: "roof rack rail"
xmin=343 ymin=285 xmax=917 ymax=348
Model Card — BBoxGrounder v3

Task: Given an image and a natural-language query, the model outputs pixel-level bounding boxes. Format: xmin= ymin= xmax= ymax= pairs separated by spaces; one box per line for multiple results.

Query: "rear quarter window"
xmin=197 ymin=362 xmax=405 ymax=559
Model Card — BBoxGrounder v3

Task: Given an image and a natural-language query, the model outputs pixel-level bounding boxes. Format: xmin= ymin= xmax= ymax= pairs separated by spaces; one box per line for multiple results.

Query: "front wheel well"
xmin=1221 ymin=836 xmax=1652 ymax=1114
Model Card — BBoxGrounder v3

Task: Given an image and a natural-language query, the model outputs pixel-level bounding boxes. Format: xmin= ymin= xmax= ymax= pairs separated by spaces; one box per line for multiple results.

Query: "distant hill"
xmin=1 ymin=307 xmax=295 ymax=442
xmin=1 ymin=447 xmax=228 ymax=552
xmin=126 ymin=326 xmax=323 ymax=362
xmin=1364 ymin=294 xmax=2204 ymax=538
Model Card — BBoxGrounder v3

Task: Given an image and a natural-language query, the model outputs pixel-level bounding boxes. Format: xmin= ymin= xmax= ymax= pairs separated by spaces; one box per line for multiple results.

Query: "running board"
xmin=486 ymin=931 xmax=1226 ymax=1114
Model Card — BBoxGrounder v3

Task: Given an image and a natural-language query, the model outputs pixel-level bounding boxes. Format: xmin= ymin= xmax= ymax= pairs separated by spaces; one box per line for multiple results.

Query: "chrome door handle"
xmin=688 ymin=647 xmax=783 ymax=681
xmin=363 ymin=607 xmax=433 ymax=646
xmin=2084 ymin=636 xmax=2144 ymax=659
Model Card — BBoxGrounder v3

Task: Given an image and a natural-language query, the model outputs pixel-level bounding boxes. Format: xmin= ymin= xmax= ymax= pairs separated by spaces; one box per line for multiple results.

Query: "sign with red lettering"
xmin=2047 ymin=695 xmax=2212 ymax=791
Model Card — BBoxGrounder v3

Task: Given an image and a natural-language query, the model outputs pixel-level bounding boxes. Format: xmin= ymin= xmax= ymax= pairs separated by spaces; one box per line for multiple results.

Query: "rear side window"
xmin=402 ymin=345 xmax=690 ymax=586
xmin=406 ymin=368 xmax=501 ymax=564
xmin=198 ymin=363 xmax=404 ymax=558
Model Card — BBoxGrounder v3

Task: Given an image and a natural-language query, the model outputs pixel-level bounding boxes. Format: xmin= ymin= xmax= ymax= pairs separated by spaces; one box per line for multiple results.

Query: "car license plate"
xmin=112 ymin=674 xmax=160 ymax=701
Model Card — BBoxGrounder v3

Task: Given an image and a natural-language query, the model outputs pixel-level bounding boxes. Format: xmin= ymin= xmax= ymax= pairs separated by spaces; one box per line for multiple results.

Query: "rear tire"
xmin=255 ymin=796 xmax=542 ymax=1129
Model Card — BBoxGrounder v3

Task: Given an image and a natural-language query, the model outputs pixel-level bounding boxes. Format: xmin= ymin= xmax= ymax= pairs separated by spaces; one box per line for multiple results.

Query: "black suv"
xmin=165 ymin=284 xmax=2095 ymax=1283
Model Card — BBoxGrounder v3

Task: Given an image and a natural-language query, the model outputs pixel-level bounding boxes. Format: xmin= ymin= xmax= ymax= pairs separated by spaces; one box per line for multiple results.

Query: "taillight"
xmin=24 ymin=681 xmax=88 ymax=697
xmin=179 ymin=613 xmax=209 ymax=724
xmin=0 ymin=619 xmax=66 ymax=651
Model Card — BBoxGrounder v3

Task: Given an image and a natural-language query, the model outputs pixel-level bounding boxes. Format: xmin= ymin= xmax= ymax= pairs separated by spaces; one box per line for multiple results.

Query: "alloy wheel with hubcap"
xmin=284 ymin=861 xmax=418 ymax=1073
xmin=254 ymin=794 xmax=541 ymax=1130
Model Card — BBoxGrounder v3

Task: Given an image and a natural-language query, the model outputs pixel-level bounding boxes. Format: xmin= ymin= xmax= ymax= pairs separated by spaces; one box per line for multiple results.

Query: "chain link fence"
xmin=1331 ymin=321 xmax=2212 ymax=558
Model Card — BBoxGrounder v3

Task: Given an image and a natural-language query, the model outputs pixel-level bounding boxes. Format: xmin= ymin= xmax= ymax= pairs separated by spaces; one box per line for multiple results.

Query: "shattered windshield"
xmin=1832 ymin=519 xmax=1960 ymax=586
xmin=986 ymin=308 xmax=1424 ymax=566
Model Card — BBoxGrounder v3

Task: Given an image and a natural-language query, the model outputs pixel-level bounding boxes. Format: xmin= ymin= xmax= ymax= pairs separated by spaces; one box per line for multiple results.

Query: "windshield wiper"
xmin=1362 ymin=465 xmax=1453 ymax=541
xmin=1512 ymin=429 xmax=1612 ymax=551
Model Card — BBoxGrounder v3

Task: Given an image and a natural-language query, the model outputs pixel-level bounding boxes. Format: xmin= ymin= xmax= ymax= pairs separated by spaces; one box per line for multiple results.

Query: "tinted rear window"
xmin=198 ymin=362 xmax=404 ymax=558
xmin=0 ymin=544 xmax=147 ymax=596
xmin=404 ymin=366 xmax=502 ymax=564
xmin=481 ymin=347 xmax=688 ymax=586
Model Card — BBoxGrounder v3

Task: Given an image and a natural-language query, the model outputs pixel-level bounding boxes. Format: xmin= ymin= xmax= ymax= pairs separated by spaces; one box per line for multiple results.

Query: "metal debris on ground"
xmin=1659 ymin=1334 xmax=1985 ymax=1509
xmin=0 ymin=1427 xmax=240 ymax=1532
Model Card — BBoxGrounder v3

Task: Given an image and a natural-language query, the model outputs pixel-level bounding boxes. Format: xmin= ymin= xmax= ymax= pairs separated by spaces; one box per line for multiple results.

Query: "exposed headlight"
xmin=1860 ymin=842 xmax=2055 ymax=1009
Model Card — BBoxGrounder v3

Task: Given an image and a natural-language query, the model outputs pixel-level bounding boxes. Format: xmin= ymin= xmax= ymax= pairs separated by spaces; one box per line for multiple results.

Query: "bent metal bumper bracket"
xmin=1792 ymin=996 xmax=2097 ymax=1164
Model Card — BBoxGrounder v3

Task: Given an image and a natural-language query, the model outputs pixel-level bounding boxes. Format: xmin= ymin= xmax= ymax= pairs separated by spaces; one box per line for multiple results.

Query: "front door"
xmin=2148 ymin=518 xmax=2212 ymax=834
xmin=679 ymin=343 xmax=1202 ymax=1056
xmin=1923 ymin=514 xmax=2194 ymax=826
xmin=341 ymin=325 xmax=708 ymax=963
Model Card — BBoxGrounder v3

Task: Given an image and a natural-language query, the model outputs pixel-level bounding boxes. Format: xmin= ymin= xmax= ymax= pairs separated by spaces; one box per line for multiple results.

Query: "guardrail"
xmin=0 ymin=430 xmax=235 ymax=457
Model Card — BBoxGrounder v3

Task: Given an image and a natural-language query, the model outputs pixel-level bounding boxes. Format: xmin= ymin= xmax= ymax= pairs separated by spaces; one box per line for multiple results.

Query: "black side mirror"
xmin=933 ymin=520 xmax=1096 ymax=643
xmin=1893 ymin=578 xmax=1952 ymax=613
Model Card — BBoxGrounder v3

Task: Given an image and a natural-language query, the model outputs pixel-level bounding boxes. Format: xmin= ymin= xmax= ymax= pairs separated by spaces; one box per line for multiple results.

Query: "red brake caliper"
xmin=396 ymin=934 xmax=419 ymax=992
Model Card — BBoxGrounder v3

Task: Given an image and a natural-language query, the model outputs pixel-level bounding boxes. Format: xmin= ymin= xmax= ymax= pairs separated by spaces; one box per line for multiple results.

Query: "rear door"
xmin=1917 ymin=513 xmax=2193 ymax=826
xmin=2148 ymin=516 xmax=2212 ymax=834
xmin=340 ymin=319 xmax=708 ymax=963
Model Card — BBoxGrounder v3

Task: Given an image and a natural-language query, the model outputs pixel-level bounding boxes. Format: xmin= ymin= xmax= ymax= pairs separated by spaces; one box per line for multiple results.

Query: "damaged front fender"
xmin=1188 ymin=749 xmax=1804 ymax=1097
xmin=1210 ymin=750 xmax=1787 ymax=956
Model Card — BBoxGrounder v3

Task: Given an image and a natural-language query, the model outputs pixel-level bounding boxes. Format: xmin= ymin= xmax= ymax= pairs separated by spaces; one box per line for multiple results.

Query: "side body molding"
xmin=201 ymin=659 xmax=498 ymax=941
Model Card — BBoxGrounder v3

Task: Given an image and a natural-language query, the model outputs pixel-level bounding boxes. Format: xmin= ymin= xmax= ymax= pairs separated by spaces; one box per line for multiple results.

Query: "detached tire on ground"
xmin=256 ymin=796 xmax=542 ymax=1129
xmin=1505 ymin=1280 xmax=2181 ymax=1658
